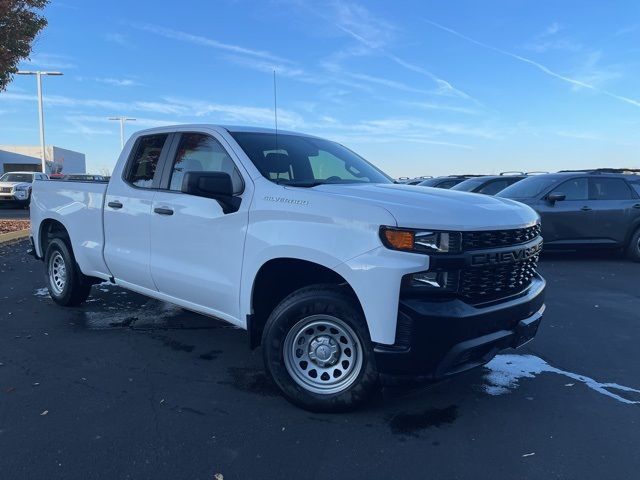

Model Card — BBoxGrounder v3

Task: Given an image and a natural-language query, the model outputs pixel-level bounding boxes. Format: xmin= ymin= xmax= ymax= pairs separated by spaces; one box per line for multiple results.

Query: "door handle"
xmin=153 ymin=207 xmax=174 ymax=216
xmin=633 ymin=204 xmax=640 ymax=209
xmin=580 ymin=206 xmax=592 ymax=212
xmin=108 ymin=201 xmax=123 ymax=209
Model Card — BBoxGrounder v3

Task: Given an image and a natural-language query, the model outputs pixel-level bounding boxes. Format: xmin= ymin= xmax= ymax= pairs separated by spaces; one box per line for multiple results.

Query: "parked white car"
xmin=0 ymin=171 xmax=49 ymax=208
xmin=30 ymin=125 xmax=545 ymax=411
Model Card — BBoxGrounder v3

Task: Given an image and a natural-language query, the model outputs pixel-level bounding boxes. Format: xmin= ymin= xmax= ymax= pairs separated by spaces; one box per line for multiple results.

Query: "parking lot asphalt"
xmin=0 ymin=240 xmax=639 ymax=480
xmin=0 ymin=206 xmax=29 ymax=220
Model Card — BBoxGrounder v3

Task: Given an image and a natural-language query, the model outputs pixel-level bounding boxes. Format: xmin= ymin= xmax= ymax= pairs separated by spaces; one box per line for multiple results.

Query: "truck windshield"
xmin=230 ymin=132 xmax=392 ymax=186
xmin=497 ymin=175 xmax=561 ymax=198
xmin=0 ymin=173 xmax=33 ymax=183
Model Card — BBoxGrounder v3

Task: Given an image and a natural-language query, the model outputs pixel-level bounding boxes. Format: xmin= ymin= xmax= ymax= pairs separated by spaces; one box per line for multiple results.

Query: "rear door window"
xmin=125 ymin=134 xmax=169 ymax=188
xmin=589 ymin=178 xmax=634 ymax=200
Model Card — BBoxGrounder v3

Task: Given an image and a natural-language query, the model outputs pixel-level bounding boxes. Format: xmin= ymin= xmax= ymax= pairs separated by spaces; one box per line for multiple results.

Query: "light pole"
xmin=17 ymin=70 xmax=63 ymax=173
xmin=108 ymin=117 xmax=136 ymax=149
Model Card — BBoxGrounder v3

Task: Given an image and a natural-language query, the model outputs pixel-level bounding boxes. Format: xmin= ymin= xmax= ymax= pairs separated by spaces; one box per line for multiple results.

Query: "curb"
xmin=0 ymin=229 xmax=30 ymax=245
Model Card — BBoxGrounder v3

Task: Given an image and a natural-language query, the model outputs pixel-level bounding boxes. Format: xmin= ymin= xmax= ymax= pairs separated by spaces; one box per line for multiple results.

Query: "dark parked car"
xmin=417 ymin=175 xmax=479 ymax=189
xmin=451 ymin=173 xmax=526 ymax=195
xmin=497 ymin=170 xmax=640 ymax=261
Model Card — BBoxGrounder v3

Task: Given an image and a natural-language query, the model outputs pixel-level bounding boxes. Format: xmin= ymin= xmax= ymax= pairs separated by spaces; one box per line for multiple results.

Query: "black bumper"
xmin=374 ymin=275 xmax=545 ymax=378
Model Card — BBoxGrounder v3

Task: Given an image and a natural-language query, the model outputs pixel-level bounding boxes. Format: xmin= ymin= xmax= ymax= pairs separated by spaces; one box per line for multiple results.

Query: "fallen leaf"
xmin=4 ymin=387 xmax=15 ymax=393
xmin=40 ymin=410 xmax=48 ymax=416
xmin=214 ymin=474 xmax=223 ymax=480
xmin=522 ymin=452 xmax=535 ymax=457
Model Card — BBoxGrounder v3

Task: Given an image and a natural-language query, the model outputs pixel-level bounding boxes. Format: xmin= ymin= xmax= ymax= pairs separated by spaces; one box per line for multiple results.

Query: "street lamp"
xmin=108 ymin=116 xmax=136 ymax=149
xmin=17 ymin=70 xmax=63 ymax=173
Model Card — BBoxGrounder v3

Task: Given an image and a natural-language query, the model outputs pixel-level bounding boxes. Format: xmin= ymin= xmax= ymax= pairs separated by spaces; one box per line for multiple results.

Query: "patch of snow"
xmin=34 ymin=287 xmax=50 ymax=298
xmin=483 ymin=354 xmax=640 ymax=405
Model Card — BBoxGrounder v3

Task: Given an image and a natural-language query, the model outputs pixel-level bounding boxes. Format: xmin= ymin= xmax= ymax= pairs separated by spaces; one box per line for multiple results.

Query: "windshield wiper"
xmin=276 ymin=180 xmax=326 ymax=188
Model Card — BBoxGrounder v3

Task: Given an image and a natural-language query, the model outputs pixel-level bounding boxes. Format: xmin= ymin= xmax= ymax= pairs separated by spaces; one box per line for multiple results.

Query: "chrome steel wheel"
xmin=283 ymin=314 xmax=363 ymax=395
xmin=48 ymin=251 xmax=67 ymax=295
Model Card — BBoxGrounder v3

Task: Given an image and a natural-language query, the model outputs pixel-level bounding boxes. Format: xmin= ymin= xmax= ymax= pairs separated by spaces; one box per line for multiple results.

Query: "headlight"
xmin=380 ymin=227 xmax=459 ymax=254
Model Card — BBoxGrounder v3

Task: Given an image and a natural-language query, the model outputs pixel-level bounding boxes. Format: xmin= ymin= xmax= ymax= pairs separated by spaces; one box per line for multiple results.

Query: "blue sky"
xmin=1 ymin=0 xmax=639 ymax=176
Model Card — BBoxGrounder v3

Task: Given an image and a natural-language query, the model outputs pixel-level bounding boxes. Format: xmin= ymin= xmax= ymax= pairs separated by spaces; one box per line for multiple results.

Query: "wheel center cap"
xmin=308 ymin=335 xmax=340 ymax=367
xmin=316 ymin=345 xmax=331 ymax=360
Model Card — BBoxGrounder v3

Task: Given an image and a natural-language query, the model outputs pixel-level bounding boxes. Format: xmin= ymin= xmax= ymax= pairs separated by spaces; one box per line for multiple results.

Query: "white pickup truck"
xmin=30 ymin=124 xmax=545 ymax=411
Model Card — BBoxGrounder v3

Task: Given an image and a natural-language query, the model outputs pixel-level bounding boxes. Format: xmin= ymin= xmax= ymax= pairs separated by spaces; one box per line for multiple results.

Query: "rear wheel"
xmin=262 ymin=285 xmax=378 ymax=412
xmin=44 ymin=237 xmax=92 ymax=306
xmin=627 ymin=228 xmax=640 ymax=262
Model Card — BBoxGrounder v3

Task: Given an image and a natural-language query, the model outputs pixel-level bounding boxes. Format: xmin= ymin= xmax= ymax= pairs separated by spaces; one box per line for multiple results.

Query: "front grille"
xmin=461 ymin=224 xmax=541 ymax=251
xmin=458 ymin=254 xmax=539 ymax=303
xmin=0 ymin=187 xmax=11 ymax=193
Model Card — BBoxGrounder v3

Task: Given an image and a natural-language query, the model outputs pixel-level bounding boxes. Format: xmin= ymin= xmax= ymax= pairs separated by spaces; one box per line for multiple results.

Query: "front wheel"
xmin=262 ymin=285 xmax=378 ymax=412
xmin=627 ymin=228 xmax=640 ymax=262
xmin=44 ymin=237 xmax=92 ymax=306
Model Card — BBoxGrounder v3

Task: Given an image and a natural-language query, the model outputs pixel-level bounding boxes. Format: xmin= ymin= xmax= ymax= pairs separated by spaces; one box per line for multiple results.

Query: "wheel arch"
xmin=38 ymin=218 xmax=70 ymax=257
xmin=247 ymin=257 xmax=366 ymax=349
xmin=625 ymin=218 xmax=640 ymax=246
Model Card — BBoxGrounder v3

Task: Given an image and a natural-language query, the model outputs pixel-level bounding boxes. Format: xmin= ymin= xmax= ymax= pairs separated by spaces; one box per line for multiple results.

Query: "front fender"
xmin=334 ymin=247 xmax=429 ymax=345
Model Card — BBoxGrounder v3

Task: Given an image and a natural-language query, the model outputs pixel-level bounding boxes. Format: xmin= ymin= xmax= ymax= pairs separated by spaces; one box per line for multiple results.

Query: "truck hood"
xmin=0 ymin=181 xmax=29 ymax=190
xmin=308 ymin=183 xmax=539 ymax=230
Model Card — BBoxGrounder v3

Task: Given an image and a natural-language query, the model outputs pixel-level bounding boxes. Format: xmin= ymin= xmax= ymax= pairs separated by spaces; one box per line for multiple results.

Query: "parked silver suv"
xmin=497 ymin=169 xmax=640 ymax=261
xmin=0 ymin=171 xmax=49 ymax=208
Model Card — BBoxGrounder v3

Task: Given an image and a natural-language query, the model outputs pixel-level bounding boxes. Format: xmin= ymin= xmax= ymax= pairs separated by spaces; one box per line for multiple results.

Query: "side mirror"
xmin=547 ymin=192 xmax=566 ymax=204
xmin=181 ymin=171 xmax=240 ymax=213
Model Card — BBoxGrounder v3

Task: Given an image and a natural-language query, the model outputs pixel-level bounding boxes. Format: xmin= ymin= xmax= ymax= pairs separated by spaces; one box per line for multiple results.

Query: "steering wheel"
xmin=326 ymin=176 xmax=341 ymax=182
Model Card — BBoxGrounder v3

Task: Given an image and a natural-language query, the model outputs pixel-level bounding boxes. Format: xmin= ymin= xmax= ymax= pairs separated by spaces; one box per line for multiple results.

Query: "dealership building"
xmin=0 ymin=145 xmax=86 ymax=175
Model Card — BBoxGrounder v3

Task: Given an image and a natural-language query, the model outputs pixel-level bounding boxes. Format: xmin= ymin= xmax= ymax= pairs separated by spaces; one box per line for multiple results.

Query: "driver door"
xmin=149 ymin=131 xmax=250 ymax=323
xmin=537 ymin=177 xmax=593 ymax=245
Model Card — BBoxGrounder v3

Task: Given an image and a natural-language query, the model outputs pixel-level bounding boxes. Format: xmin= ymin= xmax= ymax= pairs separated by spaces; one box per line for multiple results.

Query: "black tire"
xmin=627 ymin=228 xmax=640 ymax=262
xmin=44 ymin=237 xmax=92 ymax=306
xmin=262 ymin=284 xmax=378 ymax=412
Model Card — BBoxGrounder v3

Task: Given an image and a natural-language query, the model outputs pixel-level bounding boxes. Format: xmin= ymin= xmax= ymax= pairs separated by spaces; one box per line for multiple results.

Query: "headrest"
xmin=263 ymin=152 xmax=291 ymax=174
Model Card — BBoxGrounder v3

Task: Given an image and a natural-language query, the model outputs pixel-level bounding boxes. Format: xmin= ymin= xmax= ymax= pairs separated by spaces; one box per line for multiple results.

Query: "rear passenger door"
xmin=104 ymin=133 xmax=171 ymax=290
xmin=588 ymin=177 xmax=639 ymax=245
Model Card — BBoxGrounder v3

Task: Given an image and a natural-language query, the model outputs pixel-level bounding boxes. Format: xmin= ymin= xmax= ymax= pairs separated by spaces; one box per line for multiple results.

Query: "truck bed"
xmin=30 ymin=179 xmax=111 ymax=280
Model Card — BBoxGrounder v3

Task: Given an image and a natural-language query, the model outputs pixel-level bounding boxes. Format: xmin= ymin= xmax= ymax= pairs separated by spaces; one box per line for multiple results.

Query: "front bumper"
xmin=374 ymin=275 xmax=545 ymax=378
xmin=0 ymin=193 xmax=28 ymax=203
